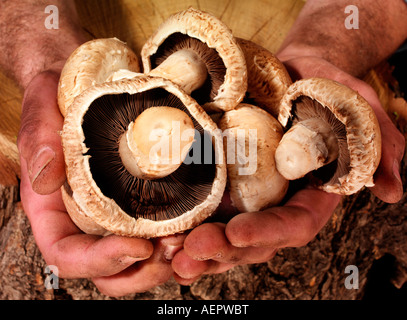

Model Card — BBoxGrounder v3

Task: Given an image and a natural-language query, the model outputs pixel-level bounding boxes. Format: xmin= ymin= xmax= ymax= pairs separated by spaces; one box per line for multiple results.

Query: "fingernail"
xmin=29 ymin=146 xmax=55 ymax=184
xmin=163 ymin=244 xmax=183 ymax=262
xmin=119 ymin=255 xmax=143 ymax=265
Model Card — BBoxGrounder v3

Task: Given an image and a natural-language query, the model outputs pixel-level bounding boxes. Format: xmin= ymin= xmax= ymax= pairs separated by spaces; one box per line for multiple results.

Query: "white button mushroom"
xmin=58 ymin=38 xmax=141 ymax=117
xmin=218 ymin=103 xmax=289 ymax=212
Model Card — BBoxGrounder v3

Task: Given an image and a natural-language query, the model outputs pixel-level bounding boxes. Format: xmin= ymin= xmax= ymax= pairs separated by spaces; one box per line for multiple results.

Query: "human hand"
xmin=172 ymin=189 xmax=341 ymax=285
xmin=18 ymin=67 xmax=184 ymax=297
xmin=171 ymin=55 xmax=405 ymax=285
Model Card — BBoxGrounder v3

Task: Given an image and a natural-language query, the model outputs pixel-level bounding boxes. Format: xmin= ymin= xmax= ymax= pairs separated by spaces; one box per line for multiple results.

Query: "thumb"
xmin=369 ymin=115 xmax=405 ymax=203
xmin=355 ymin=84 xmax=405 ymax=203
xmin=18 ymin=69 xmax=66 ymax=195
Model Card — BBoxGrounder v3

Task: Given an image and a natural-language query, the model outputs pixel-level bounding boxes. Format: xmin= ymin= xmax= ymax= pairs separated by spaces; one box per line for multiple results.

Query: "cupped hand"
xmin=18 ymin=67 xmax=184 ymax=297
xmin=172 ymin=188 xmax=341 ymax=285
xmin=172 ymin=55 xmax=405 ymax=285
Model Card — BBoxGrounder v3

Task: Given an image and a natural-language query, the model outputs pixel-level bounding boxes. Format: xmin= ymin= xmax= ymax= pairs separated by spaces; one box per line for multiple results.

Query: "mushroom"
xmin=218 ymin=103 xmax=288 ymax=212
xmin=57 ymin=37 xmax=226 ymax=238
xmin=141 ymin=7 xmax=247 ymax=112
xmin=58 ymin=37 xmax=199 ymax=181
xmin=61 ymin=75 xmax=226 ymax=238
xmin=275 ymin=78 xmax=382 ymax=195
xmin=237 ymin=38 xmax=292 ymax=118
xmin=58 ymin=37 xmax=141 ymax=117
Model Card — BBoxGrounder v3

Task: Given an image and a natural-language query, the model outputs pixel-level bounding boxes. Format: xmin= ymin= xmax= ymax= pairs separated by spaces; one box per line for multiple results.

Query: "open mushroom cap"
xmin=238 ymin=38 xmax=292 ymax=118
xmin=218 ymin=103 xmax=288 ymax=212
xmin=278 ymin=77 xmax=382 ymax=195
xmin=141 ymin=7 xmax=247 ymax=112
xmin=61 ymin=75 xmax=226 ymax=238
xmin=61 ymin=182 xmax=111 ymax=236
xmin=58 ymin=38 xmax=141 ymax=117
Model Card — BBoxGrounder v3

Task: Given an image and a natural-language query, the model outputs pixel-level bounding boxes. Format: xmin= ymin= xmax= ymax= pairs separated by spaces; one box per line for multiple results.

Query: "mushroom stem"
xmin=118 ymin=106 xmax=195 ymax=180
xmin=275 ymin=118 xmax=339 ymax=180
xmin=149 ymin=49 xmax=208 ymax=94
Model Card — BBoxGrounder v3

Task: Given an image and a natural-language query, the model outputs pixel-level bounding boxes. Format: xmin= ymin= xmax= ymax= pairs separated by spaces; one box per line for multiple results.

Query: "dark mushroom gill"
xmin=290 ymin=96 xmax=350 ymax=185
xmin=82 ymin=88 xmax=217 ymax=221
xmin=150 ymin=33 xmax=226 ymax=106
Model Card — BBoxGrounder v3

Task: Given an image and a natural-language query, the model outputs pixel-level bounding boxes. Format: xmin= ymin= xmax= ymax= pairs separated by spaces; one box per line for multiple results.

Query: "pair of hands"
xmin=17 ymin=55 xmax=405 ymax=297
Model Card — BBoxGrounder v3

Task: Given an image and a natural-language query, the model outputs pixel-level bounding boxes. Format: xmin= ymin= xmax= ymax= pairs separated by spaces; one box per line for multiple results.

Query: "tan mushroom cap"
xmin=218 ymin=103 xmax=288 ymax=212
xmin=141 ymin=7 xmax=247 ymax=112
xmin=58 ymin=38 xmax=141 ymax=117
xmin=61 ymin=182 xmax=111 ymax=236
xmin=61 ymin=75 xmax=226 ymax=238
xmin=238 ymin=38 xmax=292 ymax=118
xmin=278 ymin=78 xmax=382 ymax=195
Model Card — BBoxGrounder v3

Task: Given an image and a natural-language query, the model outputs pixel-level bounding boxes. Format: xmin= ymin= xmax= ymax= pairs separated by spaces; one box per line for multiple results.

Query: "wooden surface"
xmin=74 ymin=0 xmax=304 ymax=55
xmin=1 ymin=0 xmax=407 ymax=300
xmin=0 ymin=72 xmax=21 ymax=186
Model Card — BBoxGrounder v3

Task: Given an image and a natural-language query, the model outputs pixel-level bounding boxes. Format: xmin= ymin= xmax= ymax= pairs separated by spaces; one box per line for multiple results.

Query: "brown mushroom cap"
xmin=61 ymin=75 xmax=226 ymax=238
xmin=141 ymin=7 xmax=247 ymax=112
xmin=58 ymin=38 xmax=141 ymax=117
xmin=238 ymin=38 xmax=292 ymax=118
xmin=218 ymin=103 xmax=288 ymax=212
xmin=277 ymin=78 xmax=381 ymax=195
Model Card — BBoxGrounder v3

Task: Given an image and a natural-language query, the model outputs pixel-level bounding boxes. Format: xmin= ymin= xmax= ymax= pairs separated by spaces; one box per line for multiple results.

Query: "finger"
xmin=173 ymin=188 xmax=338 ymax=283
xmin=29 ymin=204 xmax=154 ymax=279
xmin=321 ymin=76 xmax=404 ymax=203
xmin=172 ymin=249 xmax=216 ymax=279
xmin=369 ymin=119 xmax=404 ymax=203
xmin=173 ymin=273 xmax=202 ymax=286
xmin=226 ymin=188 xmax=341 ymax=248
xmin=355 ymin=84 xmax=405 ymax=203
xmin=159 ymin=233 xmax=186 ymax=261
xmin=20 ymin=159 xmax=153 ymax=279
xmin=92 ymin=236 xmax=183 ymax=297
xmin=18 ymin=70 xmax=66 ymax=195
xmin=51 ymin=233 xmax=154 ymax=279
xmin=182 ymin=223 xmax=277 ymax=265
xmin=172 ymin=249 xmax=235 ymax=285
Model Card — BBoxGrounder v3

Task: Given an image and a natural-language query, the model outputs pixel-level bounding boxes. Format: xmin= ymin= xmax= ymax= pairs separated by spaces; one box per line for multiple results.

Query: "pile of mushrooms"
xmin=58 ymin=8 xmax=381 ymax=238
